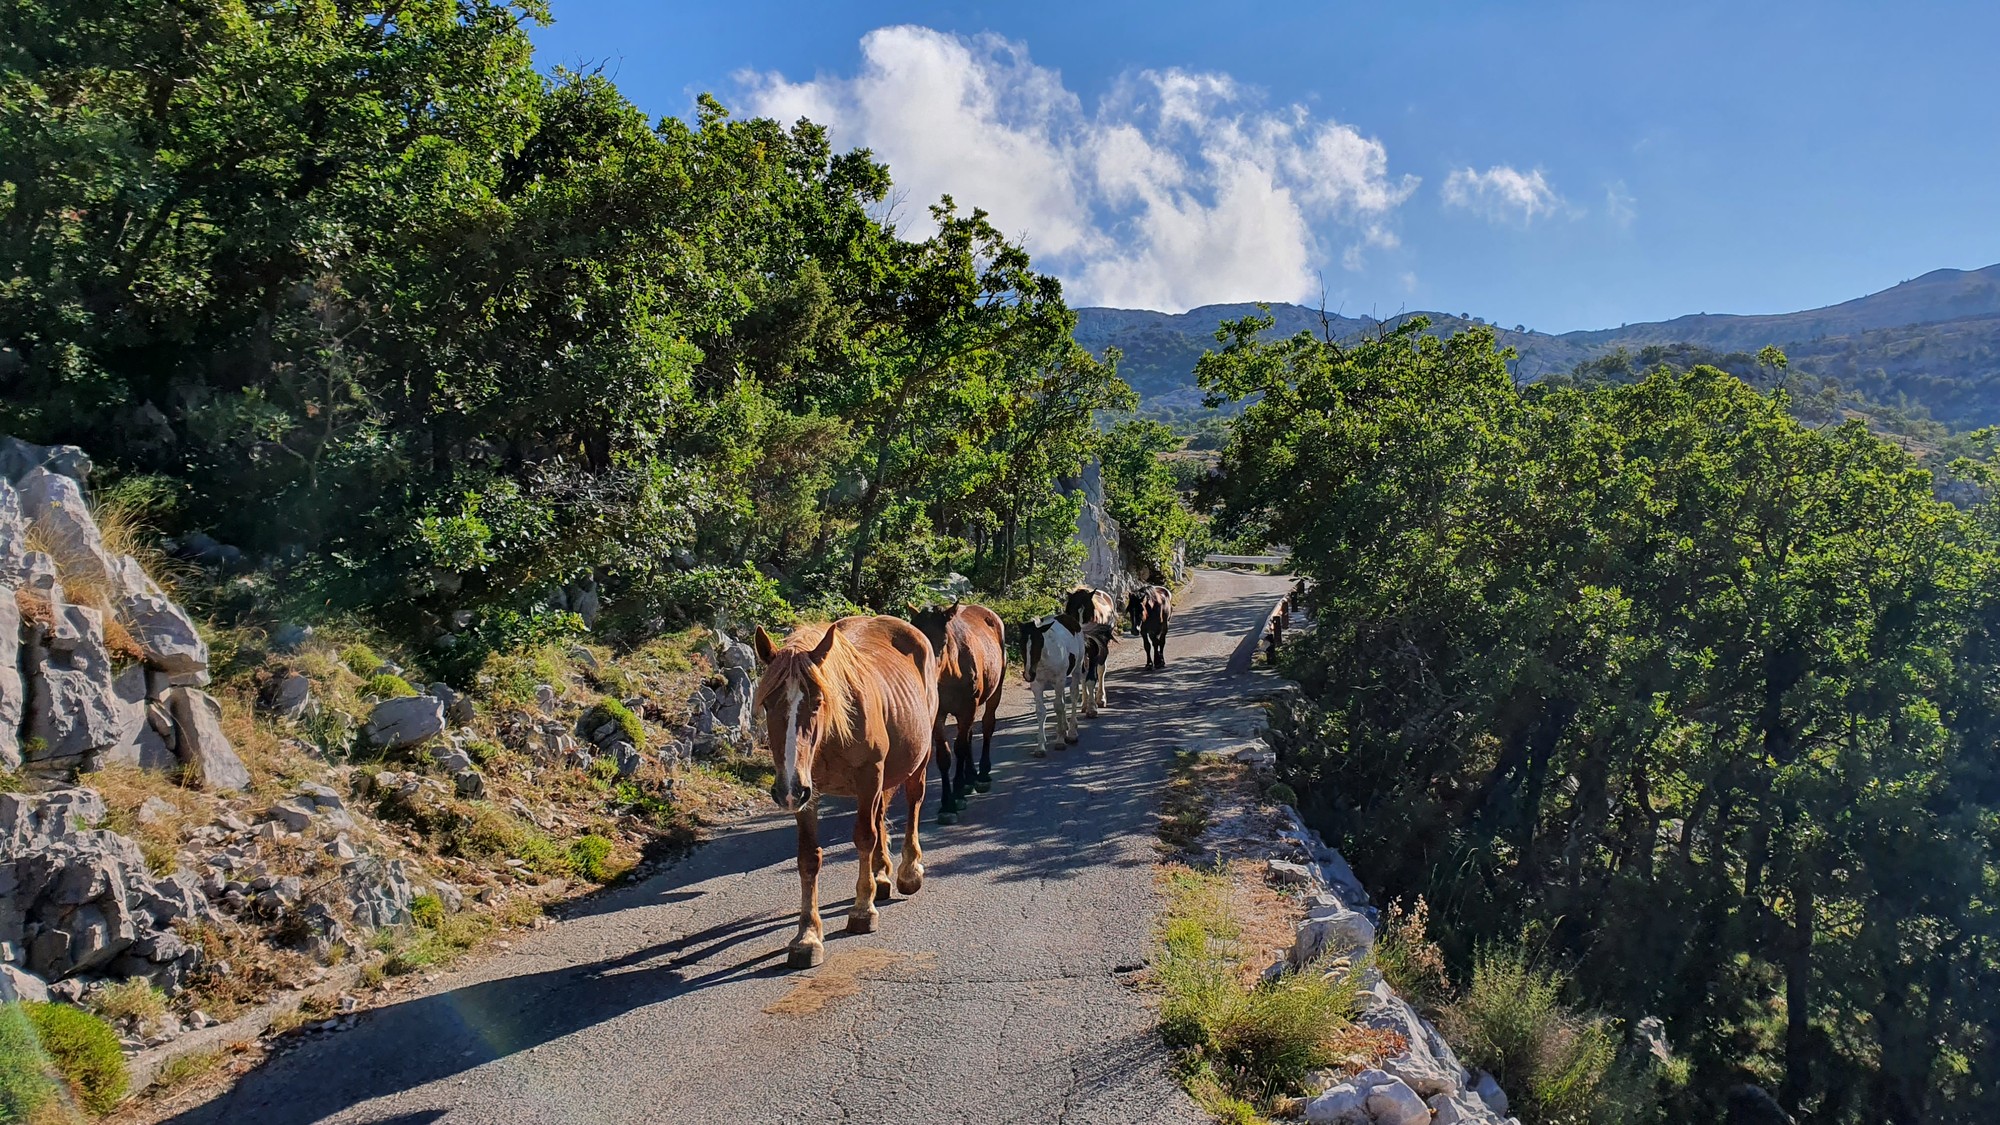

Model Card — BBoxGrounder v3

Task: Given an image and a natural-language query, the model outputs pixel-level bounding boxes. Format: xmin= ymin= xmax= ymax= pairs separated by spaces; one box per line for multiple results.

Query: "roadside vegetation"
xmin=1205 ymin=314 xmax=2000 ymax=1122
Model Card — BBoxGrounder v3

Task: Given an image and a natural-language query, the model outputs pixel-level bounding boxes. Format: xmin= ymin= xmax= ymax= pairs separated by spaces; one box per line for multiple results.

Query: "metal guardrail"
xmin=1203 ymin=554 xmax=1293 ymax=566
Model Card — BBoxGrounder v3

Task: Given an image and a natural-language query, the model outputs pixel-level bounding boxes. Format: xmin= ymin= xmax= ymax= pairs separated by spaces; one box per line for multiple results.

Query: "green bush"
xmin=340 ymin=644 xmax=385 ymax=677
xmin=583 ymin=699 xmax=645 ymax=750
xmin=1442 ymin=945 xmax=1624 ymax=1125
xmin=363 ymin=673 xmax=417 ymax=699
xmin=0 ymin=1002 xmax=62 ymax=1121
xmin=567 ymin=834 xmax=618 ymax=882
xmin=433 ymin=606 xmax=587 ymax=684
xmin=1263 ymin=781 xmax=1297 ymax=807
xmin=409 ymin=893 xmax=445 ymax=929
xmin=22 ymin=1002 xmax=127 ymax=1114
xmin=628 ymin=564 xmax=793 ymax=631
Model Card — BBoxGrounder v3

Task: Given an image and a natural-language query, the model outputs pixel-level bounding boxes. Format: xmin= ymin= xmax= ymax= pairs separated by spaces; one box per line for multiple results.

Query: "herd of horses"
xmin=748 ymin=584 xmax=1174 ymax=968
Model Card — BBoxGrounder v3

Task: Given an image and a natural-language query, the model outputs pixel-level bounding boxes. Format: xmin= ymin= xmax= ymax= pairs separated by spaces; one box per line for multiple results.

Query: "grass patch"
xmin=20 ymin=1002 xmax=127 ymax=1114
xmin=1155 ymin=866 xmax=1364 ymax=1114
xmin=88 ymin=979 xmax=168 ymax=1033
xmin=705 ymin=751 xmax=774 ymax=792
xmin=449 ymin=803 xmax=572 ymax=876
xmin=567 ymin=834 xmax=630 ymax=883
xmin=340 ymin=644 xmax=385 ymax=677
xmin=582 ymin=699 xmax=645 ymax=749
xmin=1158 ymin=749 xmax=1213 ymax=852
xmin=383 ymin=911 xmax=494 ymax=976
xmin=0 ymin=1002 xmax=65 ymax=1122
xmin=362 ymin=672 xmax=416 ymax=699
xmin=150 ymin=1048 xmax=225 ymax=1093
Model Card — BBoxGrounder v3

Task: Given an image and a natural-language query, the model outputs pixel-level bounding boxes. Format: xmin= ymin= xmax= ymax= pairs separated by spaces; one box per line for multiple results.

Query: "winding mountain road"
xmin=167 ymin=568 xmax=1291 ymax=1125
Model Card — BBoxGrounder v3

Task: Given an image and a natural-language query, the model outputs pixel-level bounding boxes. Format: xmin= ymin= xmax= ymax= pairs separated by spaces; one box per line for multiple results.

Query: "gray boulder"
xmin=102 ymin=662 xmax=177 ymax=771
xmin=0 ymin=437 xmax=91 ymax=485
xmin=364 ymin=695 xmax=446 ymax=751
xmin=0 ymin=789 xmax=210 ymax=987
xmin=268 ymin=623 xmax=313 ymax=653
xmin=1360 ymin=981 xmax=1472 ymax=1099
xmin=427 ymin=682 xmax=475 ymax=725
xmin=15 ymin=467 xmax=116 ymax=591
xmin=25 ymin=602 xmax=122 ymax=767
xmin=0 ymin=963 xmax=50 ymax=1004
xmin=0 ymin=479 xmax=25 ymax=583
xmin=608 ymin=740 xmax=643 ymax=778
xmin=167 ymin=687 xmax=251 ymax=791
xmin=1366 ymin=1077 xmax=1432 ymax=1125
xmin=1290 ymin=903 xmax=1377 ymax=972
xmin=453 ymin=768 xmax=486 ymax=799
xmin=265 ymin=672 xmax=313 ymax=720
xmin=0 ymin=583 xmax=20 ymax=769
xmin=110 ymin=553 xmax=208 ymax=674
xmin=344 ymin=856 xmax=417 ymax=929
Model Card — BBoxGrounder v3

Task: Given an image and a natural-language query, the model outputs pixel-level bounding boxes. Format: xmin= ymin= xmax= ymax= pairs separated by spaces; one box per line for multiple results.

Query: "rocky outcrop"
xmin=2 ymin=437 xmax=246 ymax=789
xmin=364 ymin=694 xmax=446 ymax=751
xmin=1063 ymin=460 xmax=1188 ymax=602
xmin=0 ymin=788 xmax=211 ymax=993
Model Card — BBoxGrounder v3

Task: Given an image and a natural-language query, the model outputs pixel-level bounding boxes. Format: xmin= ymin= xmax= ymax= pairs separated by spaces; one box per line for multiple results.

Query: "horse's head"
xmin=1019 ymin=617 xmax=1053 ymax=683
xmin=752 ymin=623 xmax=841 ymax=812
xmin=907 ymin=599 xmax=960 ymax=655
xmin=1062 ymin=587 xmax=1099 ymax=622
xmin=1125 ymin=591 xmax=1145 ymax=630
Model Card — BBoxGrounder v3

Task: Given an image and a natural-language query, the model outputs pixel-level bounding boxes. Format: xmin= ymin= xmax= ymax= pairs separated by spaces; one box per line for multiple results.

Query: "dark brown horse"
xmin=1125 ymin=584 xmax=1172 ymax=669
xmin=909 ymin=600 xmax=1005 ymax=824
xmin=753 ymin=616 xmax=937 ymax=968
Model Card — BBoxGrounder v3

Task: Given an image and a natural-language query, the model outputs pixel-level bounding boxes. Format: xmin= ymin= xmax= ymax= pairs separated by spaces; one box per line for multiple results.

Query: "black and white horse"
xmin=1063 ymin=587 xmax=1116 ymax=714
xmin=1019 ymin=612 xmax=1085 ymax=756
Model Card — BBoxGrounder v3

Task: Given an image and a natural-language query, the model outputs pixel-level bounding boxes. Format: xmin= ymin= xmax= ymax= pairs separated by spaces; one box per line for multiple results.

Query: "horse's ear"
xmin=808 ymin=624 xmax=839 ymax=662
xmin=753 ymin=625 xmax=779 ymax=665
xmin=905 ymin=602 xmax=917 ymax=616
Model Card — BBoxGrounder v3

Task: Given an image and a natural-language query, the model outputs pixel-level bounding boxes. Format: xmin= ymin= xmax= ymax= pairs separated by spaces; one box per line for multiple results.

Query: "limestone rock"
xmin=1290 ymin=904 xmax=1377 ymax=972
xmin=16 ymin=467 xmax=116 ymax=591
xmin=168 ymin=687 xmax=251 ymax=791
xmin=1360 ymin=981 xmax=1471 ymax=1099
xmin=266 ymin=672 xmax=313 ymax=720
xmin=1430 ymin=1090 xmax=1506 ymax=1125
xmin=135 ymin=797 xmax=178 ymax=826
xmin=364 ymin=694 xmax=446 ymax=750
xmin=109 ymin=554 xmax=207 ymax=674
xmin=344 ymin=856 xmax=417 ymax=929
xmin=25 ymin=602 xmax=122 ymax=766
xmin=453 ymin=768 xmax=486 ymax=799
xmin=427 ymin=682 xmax=475 ymax=725
xmin=1473 ymin=1071 xmax=1508 ymax=1116
xmin=0 ymin=963 xmax=50 ymax=1004
xmin=1266 ymin=858 xmax=1315 ymax=887
xmin=0 ymin=437 xmax=91 ymax=485
xmin=0 ymin=478 xmax=27 ymax=582
xmin=1365 ymin=1077 xmax=1432 ymax=1125
xmin=102 ymin=662 xmax=176 ymax=771
xmin=1303 ymin=1081 xmax=1371 ymax=1124
xmin=0 ymin=583 xmax=20 ymax=769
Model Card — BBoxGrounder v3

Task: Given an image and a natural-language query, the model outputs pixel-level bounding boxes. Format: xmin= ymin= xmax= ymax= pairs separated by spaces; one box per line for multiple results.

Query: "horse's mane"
xmin=751 ymin=621 xmax=869 ymax=744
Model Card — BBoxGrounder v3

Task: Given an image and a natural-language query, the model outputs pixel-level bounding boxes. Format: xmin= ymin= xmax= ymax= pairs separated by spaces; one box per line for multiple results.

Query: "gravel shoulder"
xmin=156 ymin=569 xmax=1293 ymax=1125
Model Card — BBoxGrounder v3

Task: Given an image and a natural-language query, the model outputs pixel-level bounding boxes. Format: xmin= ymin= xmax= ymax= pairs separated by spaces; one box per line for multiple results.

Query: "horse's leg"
xmin=975 ymin=684 xmax=1000 ymax=790
xmin=873 ymin=793 xmax=894 ymax=903
xmin=952 ymin=704 xmax=975 ymax=809
xmin=850 ymin=787 xmax=885 ymax=932
xmin=1095 ymin=653 xmax=1109 ymax=712
xmin=1059 ymin=671 xmax=1078 ymax=745
xmin=1032 ymin=682 xmax=1049 ymax=757
xmin=1156 ymin=627 xmax=1167 ymax=668
xmin=932 ymin=720 xmax=958 ymax=825
xmin=895 ymin=767 xmax=925 ymax=895
xmin=788 ymin=805 xmax=825 ymax=968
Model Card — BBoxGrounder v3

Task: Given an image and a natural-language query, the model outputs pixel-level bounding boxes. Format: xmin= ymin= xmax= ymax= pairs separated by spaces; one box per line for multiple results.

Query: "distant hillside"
xmin=1078 ymin=264 xmax=2000 ymax=428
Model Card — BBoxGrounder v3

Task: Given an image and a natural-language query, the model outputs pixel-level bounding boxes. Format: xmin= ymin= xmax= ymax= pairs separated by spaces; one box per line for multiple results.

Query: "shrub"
xmin=433 ymin=606 xmax=586 ymax=684
xmin=341 ymin=644 xmax=385 ymax=677
xmin=1441 ymin=944 xmax=1622 ymax=1125
xmin=627 ymin=564 xmax=792 ymax=631
xmin=583 ymin=699 xmax=645 ymax=750
xmin=362 ymin=673 xmax=417 ymax=699
xmin=567 ymin=834 xmax=620 ymax=883
xmin=1373 ymin=898 xmax=1450 ymax=1008
xmin=384 ymin=911 xmax=492 ymax=976
xmin=89 ymin=979 xmax=167 ymax=1032
xmin=22 ymin=1002 xmax=127 ymax=1114
xmin=1263 ymin=781 xmax=1298 ymax=807
xmin=408 ymin=893 xmax=445 ymax=929
xmin=0 ymin=1002 xmax=62 ymax=1121
xmin=150 ymin=1048 xmax=225 ymax=1093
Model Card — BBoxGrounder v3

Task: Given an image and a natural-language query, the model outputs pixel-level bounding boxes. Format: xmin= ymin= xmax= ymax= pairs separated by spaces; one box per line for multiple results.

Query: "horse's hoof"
xmin=874 ymin=879 xmax=894 ymax=904
xmin=936 ymin=808 xmax=958 ymax=825
xmin=847 ymin=910 xmax=879 ymax=934
xmin=1064 ymin=734 xmax=1079 ymax=745
xmin=896 ymin=865 xmax=924 ymax=895
xmin=787 ymin=942 xmax=825 ymax=969
xmin=973 ymin=777 xmax=992 ymax=793
xmin=1032 ymin=749 xmax=1047 ymax=758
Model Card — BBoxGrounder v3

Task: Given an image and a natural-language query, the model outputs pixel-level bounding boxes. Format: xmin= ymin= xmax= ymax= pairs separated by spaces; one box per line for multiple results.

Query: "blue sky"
xmin=528 ymin=1 xmax=2000 ymax=332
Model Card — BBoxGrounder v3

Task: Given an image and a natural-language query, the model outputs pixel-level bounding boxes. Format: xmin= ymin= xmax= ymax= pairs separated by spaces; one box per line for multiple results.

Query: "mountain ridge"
xmin=1077 ymin=264 xmax=2000 ymax=426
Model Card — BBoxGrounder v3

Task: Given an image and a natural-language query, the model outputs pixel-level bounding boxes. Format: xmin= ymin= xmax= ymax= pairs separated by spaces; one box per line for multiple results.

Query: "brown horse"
xmin=908 ymin=600 xmax=1005 ymax=825
xmin=1125 ymin=584 xmax=1172 ymax=669
xmin=753 ymin=616 xmax=938 ymax=968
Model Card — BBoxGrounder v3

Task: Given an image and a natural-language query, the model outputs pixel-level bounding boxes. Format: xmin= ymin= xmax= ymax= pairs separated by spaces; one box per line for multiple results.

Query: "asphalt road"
xmin=167 ymin=568 xmax=1292 ymax=1125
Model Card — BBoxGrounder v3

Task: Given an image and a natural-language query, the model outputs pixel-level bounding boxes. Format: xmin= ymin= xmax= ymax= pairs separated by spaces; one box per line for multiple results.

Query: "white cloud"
xmin=1604 ymin=180 xmax=1637 ymax=228
xmin=1441 ymin=165 xmax=1567 ymax=224
xmin=739 ymin=26 xmax=1417 ymax=311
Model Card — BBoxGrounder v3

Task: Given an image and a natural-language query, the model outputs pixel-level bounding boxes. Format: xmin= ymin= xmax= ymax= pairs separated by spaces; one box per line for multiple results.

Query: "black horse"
xmin=1125 ymin=584 xmax=1172 ymax=669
